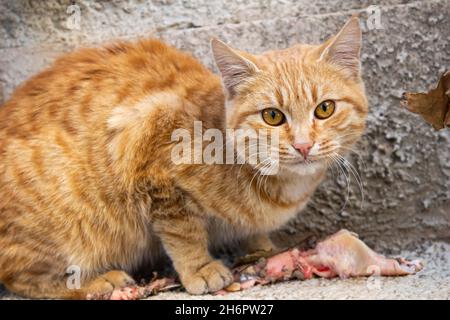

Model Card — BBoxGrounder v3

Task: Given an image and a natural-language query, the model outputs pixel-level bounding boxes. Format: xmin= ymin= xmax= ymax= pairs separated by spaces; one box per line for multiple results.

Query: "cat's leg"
xmin=3 ymin=268 xmax=135 ymax=299
xmin=71 ymin=270 xmax=136 ymax=299
xmin=244 ymin=233 xmax=278 ymax=254
xmin=78 ymin=270 xmax=136 ymax=299
xmin=153 ymin=214 xmax=233 ymax=294
xmin=0 ymin=213 xmax=135 ymax=299
xmin=233 ymin=233 xmax=280 ymax=266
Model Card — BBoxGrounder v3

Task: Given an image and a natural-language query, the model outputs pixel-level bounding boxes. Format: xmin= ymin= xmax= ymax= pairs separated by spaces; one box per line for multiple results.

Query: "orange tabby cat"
xmin=0 ymin=17 xmax=367 ymax=298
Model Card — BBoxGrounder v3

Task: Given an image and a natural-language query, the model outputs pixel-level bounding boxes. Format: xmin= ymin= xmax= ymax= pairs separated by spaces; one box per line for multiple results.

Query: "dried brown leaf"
xmin=401 ymin=71 xmax=450 ymax=130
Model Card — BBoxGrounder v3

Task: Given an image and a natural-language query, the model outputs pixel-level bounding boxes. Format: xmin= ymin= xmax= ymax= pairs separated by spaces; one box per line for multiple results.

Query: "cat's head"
xmin=211 ymin=17 xmax=368 ymax=175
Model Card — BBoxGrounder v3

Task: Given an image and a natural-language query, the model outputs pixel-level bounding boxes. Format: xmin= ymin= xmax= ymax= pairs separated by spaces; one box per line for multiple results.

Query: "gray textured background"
xmin=0 ymin=0 xmax=449 ymax=253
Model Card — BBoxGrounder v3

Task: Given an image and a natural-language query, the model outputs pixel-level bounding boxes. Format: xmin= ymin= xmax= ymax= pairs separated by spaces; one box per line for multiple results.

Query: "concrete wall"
xmin=1 ymin=0 xmax=449 ymax=251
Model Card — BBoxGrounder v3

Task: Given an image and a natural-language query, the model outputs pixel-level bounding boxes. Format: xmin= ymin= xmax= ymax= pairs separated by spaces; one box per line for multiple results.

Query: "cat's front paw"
xmin=181 ymin=260 xmax=233 ymax=295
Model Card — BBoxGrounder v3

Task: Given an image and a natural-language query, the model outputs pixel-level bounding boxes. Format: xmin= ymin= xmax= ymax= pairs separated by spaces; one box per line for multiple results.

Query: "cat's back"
xmin=0 ymin=39 xmax=222 ymax=217
xmin=0 ymin=38 xmax=221 ymax=178
xmin=0 ymin=39 xmax=215 ymax=136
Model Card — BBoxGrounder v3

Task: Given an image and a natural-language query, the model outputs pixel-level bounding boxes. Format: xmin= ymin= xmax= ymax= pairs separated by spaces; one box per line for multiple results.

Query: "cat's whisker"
xmin=337 ymin=145 xmax=368 ymax=172
xmin=317 ymin=137 xmax=367 ymax=175
xmin=323 ymin=153 xmax=337 ymax=176
xmin=333 ymin=132 xmax=365 ymax=141
xmin=247 ymin=157 xmax=273 ymax=205
xmin=334 ymin=153 xmax=365 ymax=209
xmin=261 ymin=167 xmax=274 ymax=205
xmin=256 ymin=161 xmax=271 ymax=202
xmin=235 ymin=142 xmax=270 ymax=184
xmin=330 ymin=153 xmax=351 ymax=213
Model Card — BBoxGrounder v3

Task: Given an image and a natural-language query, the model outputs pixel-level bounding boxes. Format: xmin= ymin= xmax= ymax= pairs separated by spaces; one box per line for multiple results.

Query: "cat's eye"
xmin=314 ymin=100 xmax=335 ymax=119
xmin=262 ymin=108 xmax=285 ymax=126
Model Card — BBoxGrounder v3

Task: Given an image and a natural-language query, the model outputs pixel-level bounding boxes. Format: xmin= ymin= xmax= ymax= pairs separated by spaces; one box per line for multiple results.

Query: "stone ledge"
xmin=0 ymin=0 xmax=411 ymax=49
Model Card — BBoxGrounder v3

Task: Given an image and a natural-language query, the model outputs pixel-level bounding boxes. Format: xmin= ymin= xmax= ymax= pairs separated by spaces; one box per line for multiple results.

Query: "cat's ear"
xmin=211 ymin=39 xmax=259 ymax=98
xmin=318 ymin=16 xmax=362 ymax=79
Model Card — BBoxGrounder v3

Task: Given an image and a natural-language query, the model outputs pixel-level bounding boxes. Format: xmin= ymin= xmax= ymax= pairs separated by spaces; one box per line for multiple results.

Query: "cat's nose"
xmin=292 ymin=142 xmax=314 ymax=160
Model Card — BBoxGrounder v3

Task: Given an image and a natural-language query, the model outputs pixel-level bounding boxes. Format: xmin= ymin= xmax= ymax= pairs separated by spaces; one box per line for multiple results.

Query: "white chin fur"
xmin=281 ymin=160 xmax=326 ymax=176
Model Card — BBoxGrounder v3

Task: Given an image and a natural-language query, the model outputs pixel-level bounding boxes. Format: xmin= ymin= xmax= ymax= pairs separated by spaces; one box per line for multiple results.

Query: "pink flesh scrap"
xmin=300 ymin=230 xmax=423 ymax=278
xmin=90 ymin=229 xmax=423 ymax=299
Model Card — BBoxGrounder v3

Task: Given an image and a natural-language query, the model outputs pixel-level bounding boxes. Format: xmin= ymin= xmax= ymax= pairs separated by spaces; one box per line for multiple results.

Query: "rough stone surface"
xmin=0 ymin=0 xmax=449 ymax=254
xmin=0 ymin=0 xmax=409 ymax=48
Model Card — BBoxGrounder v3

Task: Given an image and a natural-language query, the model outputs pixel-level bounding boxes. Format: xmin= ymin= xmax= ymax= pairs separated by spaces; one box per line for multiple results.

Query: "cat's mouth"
xmin=280 ymin=157 xmax=321 ymax=165
xmin=248 ymin=153 xmax=327 ymax=176
xmin=279 ymin=157 xmax=327 ymax=174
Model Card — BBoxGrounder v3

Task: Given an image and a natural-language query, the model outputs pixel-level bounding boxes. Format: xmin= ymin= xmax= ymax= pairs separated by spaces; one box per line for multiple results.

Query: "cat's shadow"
xmin=0 ymin=284 xmax=23 ymax=300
